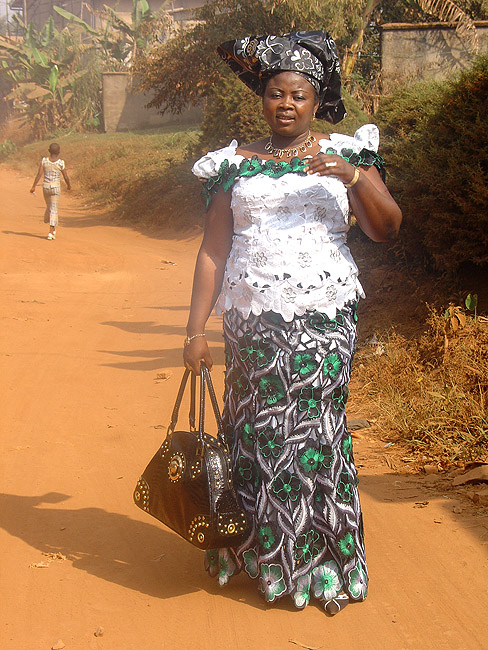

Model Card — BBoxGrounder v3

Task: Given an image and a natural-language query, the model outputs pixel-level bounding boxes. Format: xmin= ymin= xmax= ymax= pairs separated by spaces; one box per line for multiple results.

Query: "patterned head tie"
xmin=217 ymin=30 xmax=346 ymax=124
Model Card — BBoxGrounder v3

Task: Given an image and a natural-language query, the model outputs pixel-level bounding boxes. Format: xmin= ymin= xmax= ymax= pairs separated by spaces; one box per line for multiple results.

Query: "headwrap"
xmin=217 ymin=30 xmax=346 ymax=124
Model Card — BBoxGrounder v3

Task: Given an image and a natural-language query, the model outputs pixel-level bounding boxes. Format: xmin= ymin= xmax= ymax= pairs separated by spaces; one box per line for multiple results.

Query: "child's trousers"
xmin=43 ymin=184 xmax=60 ymax=227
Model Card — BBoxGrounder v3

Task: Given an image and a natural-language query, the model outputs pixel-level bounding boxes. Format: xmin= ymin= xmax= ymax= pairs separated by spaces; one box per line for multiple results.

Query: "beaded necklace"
xmin=265 ymin=131 xmax=316 ymax=159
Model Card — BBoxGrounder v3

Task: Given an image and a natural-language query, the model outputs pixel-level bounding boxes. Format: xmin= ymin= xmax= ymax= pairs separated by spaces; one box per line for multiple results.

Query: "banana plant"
xmin=0 ymin=14 xmax=99 ymax=138
xmin=54 ymin=0 xmax=155 ymax=67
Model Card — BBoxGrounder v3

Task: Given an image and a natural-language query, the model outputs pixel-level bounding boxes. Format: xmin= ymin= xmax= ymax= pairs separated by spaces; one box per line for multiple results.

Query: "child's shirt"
xmin=42 ymin=157 xmax=65 ymax=187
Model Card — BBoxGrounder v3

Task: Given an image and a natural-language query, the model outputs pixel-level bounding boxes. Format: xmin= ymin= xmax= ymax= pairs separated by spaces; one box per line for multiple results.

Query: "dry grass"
xmin=354 ymin=306 xmax=488 ymax=464
xmin=7 ymin=126 xmax=205 ymax=230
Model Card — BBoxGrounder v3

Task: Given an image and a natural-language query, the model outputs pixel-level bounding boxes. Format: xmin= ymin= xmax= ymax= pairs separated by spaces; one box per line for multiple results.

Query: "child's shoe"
xmin=47 ymin=232 xmax=55 ymax=240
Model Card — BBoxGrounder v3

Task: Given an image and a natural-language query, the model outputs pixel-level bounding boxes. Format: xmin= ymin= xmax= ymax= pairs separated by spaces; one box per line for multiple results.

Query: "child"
xmin=30 ymin=143 xmax=71 ymax=240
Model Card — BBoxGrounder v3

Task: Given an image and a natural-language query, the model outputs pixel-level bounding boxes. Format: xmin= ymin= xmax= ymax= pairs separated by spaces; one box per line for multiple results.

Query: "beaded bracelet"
xmin=184 ymin=333 xmax=206 ymax=347
xmin=344 ymin=167 xmax=361 ymax=188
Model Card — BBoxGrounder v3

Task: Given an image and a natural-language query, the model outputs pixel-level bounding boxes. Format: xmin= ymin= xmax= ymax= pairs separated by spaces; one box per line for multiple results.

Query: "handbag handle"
xmin=168 ymin=363 xmax=227 ymax=450
xmin=199 ymin=362 xmax=226 ymax=446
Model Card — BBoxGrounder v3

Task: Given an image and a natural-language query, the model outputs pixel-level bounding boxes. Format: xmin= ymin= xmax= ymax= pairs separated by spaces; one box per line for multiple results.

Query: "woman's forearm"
xmin=186 ymin=246 xmax=227 ymax=336
xmin=347 ymin=169 xmax=402 ymax=242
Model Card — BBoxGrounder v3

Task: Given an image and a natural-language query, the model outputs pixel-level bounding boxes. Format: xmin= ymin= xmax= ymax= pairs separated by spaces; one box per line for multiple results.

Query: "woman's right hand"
xmin=183 ymin=336 xmax=213 ymax=374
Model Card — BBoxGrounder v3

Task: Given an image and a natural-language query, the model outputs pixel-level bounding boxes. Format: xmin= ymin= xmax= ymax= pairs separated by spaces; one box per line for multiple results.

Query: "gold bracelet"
xmin=184 ymin=333 xmax=206 ymax=347
xmin=344 ymin=167 xmax=360 ymax=188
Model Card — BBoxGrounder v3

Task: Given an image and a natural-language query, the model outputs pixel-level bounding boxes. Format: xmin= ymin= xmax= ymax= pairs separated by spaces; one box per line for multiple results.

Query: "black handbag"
xmin=133 ymin=363 xmax=248 ymax=549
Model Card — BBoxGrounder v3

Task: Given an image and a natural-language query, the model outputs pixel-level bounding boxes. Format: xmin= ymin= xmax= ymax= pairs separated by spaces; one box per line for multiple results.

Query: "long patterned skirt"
xmin=204 ymin=305 xmax=368 ymax=611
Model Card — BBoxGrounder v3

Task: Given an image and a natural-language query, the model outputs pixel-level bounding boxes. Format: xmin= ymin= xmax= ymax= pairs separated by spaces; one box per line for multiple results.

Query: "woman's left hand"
xmin=304 ymin=153 xmax=356 ymax=185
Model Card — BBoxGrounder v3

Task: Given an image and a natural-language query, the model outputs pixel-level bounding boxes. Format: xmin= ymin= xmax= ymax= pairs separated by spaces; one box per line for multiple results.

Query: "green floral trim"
xmin=312 ymin=560 xmax=343 ymax=600
xmin=298 ymin=386 xmax=322 ymax=418
xmin=241 ymin=422 xmax=256 ymax=449
xmin=331 ymin=385 xmax=349 ymax=411
xmin=323 ymin=352 xmax=342 ymax=379
xmin=293 ymin=574 xmax=311 ymax=608
xmin=338 ymin=531 xmax=355 ymax=557
xmin=204 ymin=549 xmax=218 ymax=578
xmin=294 ymin=529 xmax=324 ymax=565
xmin=309 ymin=309 xmax=346 ymax=333
xmin=243 ymin=548 xmax=259 ymax=578
xmin=238 ymin=334 xmax=276 ymax=368
xmin=272 ymin=469 xmax=301 ymax=502
xmin=258 ymin=375 xmax=285 ymax=406
xmin=260 ymin=563 xmax=287 ymax=602
xmin=292 ymin=352 xmax=318 ymax=378
xmin=299 ymin=444 xmax=333 ymax=474
xmin=235 ymin=455 xmax=259 ymax=488
xmin=203 ymin=155 xmax=307 ymax=207
xmin=258 ymin=524 xmax=276 ymax=550
xmin=324 ymin=146 xmax=386 ymax=181
xmin=258 ymin=426 xmax=284 ymax=459
xmin=348 ymin=561 xmax=368 ymax=599
xmin=231 ymin=371 xmax=250 ymax=399
xmin=217 ymin=548 xmax=236 ymax=586
xmin=336 ymin=471 xmax=354 ymax=503
xmin=202 ymin=147 xmax=385 ymax=206
xmin=342 ymin=434 xmax=352 ymax=462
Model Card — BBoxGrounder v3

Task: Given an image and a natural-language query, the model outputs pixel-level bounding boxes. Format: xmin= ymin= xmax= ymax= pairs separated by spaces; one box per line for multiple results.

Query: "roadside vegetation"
xmin=355 ymin=301 xmax=488 ymax=465
xmin=10 ymin=126 xmax=202 ymax=227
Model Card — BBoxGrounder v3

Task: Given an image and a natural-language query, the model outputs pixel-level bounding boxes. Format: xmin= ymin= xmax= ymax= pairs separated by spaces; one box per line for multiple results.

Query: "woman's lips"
xmin=276 ymin=115 xmax=294 ymax=123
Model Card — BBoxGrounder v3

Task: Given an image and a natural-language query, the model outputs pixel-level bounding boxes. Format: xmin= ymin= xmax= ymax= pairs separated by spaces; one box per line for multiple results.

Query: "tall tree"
xmin=135 ymin=0 xmax=365 ymax=115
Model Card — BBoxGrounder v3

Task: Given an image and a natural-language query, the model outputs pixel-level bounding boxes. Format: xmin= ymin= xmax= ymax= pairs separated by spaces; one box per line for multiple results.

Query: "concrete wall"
xmin=381 ymin=21 xmax=488 ymax=90
xmin=102 ymin=72 xmax=201 ymax=132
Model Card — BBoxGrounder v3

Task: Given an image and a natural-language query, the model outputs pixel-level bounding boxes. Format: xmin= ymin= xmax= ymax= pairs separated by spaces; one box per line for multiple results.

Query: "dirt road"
xmin=1 ymin=165 xmax=487 ymax=650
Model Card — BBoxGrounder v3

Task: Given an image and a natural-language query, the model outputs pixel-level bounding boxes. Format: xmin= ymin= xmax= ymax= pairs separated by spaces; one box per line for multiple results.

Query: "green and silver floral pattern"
xmin=204 ymin=304 xmax=368 ymax=609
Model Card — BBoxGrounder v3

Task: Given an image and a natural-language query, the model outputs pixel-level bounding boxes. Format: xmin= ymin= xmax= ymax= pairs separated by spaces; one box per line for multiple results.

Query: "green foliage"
xmin=376 ymin=55 xmax=488 ymax=273
xmin=465 ymin=293 xmax=478 ymax=320
xmin=0 ymin=139 xmax=17 ymax=159
xmin=135 ymin=0 xmax=366 ymax=115
xmin=197 ymin=75 xmax=268 ymax=152
xmin=0 ymin=15 xmax=102 ymax=139
xmin=55 ymin=0 xmax=158 ymax=69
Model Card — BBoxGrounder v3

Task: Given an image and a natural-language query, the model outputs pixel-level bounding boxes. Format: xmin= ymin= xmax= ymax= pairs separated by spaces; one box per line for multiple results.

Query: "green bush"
xmin=198 ymin=74 xmax=371 ymax=153
xmin=0 ymin=139 xmax=17 ymax=159
xmin=376 ymin=56 xmax=488 ymax=273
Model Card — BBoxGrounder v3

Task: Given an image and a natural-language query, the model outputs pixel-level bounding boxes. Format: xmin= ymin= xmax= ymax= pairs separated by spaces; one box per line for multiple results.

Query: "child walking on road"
xmin=30 ymin=143 xmax=71 ymax=240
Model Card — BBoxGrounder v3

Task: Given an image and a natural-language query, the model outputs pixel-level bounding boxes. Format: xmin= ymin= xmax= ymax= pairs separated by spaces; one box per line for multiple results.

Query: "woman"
xmin=184 ymin=31 xmax=402 ymax=615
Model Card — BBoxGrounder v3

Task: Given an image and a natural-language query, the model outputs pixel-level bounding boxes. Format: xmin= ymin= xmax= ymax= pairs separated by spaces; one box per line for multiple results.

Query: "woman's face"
xmin=262 ymin=71 xmax=319 ymax=139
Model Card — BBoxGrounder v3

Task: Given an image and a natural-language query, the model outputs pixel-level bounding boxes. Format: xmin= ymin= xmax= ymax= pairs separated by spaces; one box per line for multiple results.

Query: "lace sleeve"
xmin=320 ymin=124 xmax=385 ymax=180
xmin=192 ymin=140 xmax=239 ymax=181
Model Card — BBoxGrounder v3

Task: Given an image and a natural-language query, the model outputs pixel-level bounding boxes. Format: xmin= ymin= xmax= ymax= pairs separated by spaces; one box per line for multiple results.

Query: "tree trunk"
xmin=342 ymin=0 xmax=380 ymax=82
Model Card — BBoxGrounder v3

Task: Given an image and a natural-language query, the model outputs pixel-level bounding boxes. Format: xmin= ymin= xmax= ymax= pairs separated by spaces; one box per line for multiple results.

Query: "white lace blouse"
xmin=192 ymin=124 xmax=382 ymax=322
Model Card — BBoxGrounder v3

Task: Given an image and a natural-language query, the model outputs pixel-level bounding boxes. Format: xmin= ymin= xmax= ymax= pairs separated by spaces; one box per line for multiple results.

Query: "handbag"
xmin=133 ymin=362 xmax=248 ymax=549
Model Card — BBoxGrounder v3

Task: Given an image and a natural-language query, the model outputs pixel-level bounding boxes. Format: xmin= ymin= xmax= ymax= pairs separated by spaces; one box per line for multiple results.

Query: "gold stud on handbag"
xmin=133 ymin=363 xmax=248 ymax=549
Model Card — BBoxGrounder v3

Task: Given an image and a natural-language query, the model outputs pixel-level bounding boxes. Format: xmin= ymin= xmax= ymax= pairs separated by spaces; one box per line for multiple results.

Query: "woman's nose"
xmin=278 ymin=95 xmax=293 ymax=109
